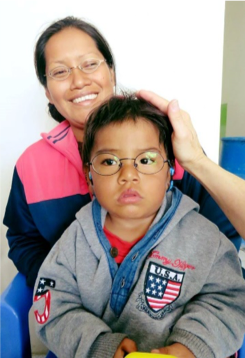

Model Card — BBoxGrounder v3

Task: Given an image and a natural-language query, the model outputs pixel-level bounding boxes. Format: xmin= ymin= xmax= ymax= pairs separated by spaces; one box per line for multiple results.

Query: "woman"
xmin=3 ymin=16 xmax=240 ymax=288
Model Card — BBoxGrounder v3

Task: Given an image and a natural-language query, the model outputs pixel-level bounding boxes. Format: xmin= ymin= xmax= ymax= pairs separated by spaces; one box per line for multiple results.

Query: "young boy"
xmin=33 ymin=94 xmax=245 ymax=358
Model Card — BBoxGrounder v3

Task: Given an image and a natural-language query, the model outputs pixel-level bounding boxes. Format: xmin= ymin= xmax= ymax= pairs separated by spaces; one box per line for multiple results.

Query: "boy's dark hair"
xmin=34 ymin=16 xmax=116 ymax=123
xmin=82 ymin=93 xmax=175 ymax=167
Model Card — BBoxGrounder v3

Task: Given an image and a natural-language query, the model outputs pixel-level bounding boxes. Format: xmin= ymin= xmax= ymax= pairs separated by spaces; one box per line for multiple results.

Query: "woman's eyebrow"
xmin=49 ymin=53 xmax=102 ymax=66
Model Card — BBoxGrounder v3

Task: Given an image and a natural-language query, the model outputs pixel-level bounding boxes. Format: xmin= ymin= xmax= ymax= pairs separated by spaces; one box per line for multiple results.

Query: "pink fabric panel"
xmin=16 ymin=139 xmax=88 ymax=204
xmin=173 ymin=160 xmax=184 ymax=180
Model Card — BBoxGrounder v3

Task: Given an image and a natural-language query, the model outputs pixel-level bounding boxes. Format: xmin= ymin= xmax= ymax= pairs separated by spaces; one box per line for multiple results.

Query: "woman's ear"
xmin=45 ymin=88 xmax=54 ymax=104
xmin=109 ymin=69 xmax=116 ymax=87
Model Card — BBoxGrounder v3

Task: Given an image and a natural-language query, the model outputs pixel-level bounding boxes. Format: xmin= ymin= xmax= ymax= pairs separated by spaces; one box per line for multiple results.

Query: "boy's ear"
xmin=170 ymin=167 xmax=175 ymax=176
xmin=166 ymin=163 xmax=175 ymax=191
xmin=166 ymin=170 xmax=171 ymax=191
xmin=84 ymin=166 xmax=94 ymax=196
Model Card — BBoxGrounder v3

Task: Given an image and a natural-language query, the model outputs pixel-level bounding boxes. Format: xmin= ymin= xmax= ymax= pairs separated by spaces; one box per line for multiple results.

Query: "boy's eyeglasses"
xmin=45 ymin=58 xmax=105 ymax=81
xmin=89 ymin=151 xmax=169 ymax=176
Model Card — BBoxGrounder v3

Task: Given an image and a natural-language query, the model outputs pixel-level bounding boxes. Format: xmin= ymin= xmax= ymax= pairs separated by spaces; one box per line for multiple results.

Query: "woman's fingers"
xmin=138 ymin=90 xmax=189 ymax=136
xmin=137 ymin=90 xmax=169 ymax=113
xmin=138 ymin=90 xmax=204 ymax=168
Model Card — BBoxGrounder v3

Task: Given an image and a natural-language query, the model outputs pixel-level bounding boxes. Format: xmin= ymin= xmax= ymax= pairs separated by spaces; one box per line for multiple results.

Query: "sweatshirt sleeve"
xmin=33 ymin=224 xmax=127 ymax=358
xmin=3 ymin=167 xmax=51 ymax=287
xmin=166 ymin=233 xmax=245 ymax=357
xmin=175 ymin=170 xmax=242 ymax=251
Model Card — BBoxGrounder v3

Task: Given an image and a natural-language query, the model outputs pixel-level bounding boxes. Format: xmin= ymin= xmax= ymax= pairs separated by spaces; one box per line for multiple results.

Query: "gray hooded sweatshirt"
xmin=33 ymin=188 xmax=245 ymax=358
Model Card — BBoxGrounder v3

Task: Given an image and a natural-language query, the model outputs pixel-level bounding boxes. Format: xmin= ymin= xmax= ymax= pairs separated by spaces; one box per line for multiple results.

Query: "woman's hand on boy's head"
xmin=114 ymin=338 xmax=137 ymax=358
xmin=151 ymin=342 xmax=195 ymax=358
xmin=166 ymin=99 xmax=204 ymax=170
xmin=137 ymin=90 xmax=169 ymax=113
xmin=137 ymin=90 xmax=205 ymax=171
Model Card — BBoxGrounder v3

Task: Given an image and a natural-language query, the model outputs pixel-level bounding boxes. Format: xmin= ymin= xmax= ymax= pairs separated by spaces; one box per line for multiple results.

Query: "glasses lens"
xmin=81 ymin=59 xmax=102 ymax=73
xmin=49 ymin=66 xmax=69 ymax=80
xmin=92 ymin=153 xmax=120 ymax=175
xmin=135 ymin=151 xmax=164 ymax=174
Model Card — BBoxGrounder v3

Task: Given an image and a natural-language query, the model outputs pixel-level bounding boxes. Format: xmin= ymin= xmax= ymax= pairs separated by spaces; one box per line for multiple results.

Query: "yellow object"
xmin=126 ymin=353 xmax=177 ymax=358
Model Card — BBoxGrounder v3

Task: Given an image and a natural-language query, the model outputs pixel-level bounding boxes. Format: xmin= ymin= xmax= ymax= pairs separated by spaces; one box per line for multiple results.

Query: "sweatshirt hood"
xmin=41 ymin=120 xmax=84 ymax=176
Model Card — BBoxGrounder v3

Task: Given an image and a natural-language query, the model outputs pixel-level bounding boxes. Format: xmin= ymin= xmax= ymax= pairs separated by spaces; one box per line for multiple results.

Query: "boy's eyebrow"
xmin=93 ymin=147 xmax=162 ymax=155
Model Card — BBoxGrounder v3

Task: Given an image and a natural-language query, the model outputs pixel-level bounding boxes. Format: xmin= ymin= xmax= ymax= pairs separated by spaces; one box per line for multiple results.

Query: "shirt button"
xmin=132 ymin=252 xmax=139 ymax=261
xmin=121 ymin=278 xmax=125 ymax=288
xmin=110 ymin=247 xmax=118 ymax=258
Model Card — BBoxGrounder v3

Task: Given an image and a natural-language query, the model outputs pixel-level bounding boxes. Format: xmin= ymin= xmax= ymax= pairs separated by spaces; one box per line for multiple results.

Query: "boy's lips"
xmin=118 ymin=189 xmax=142 ymax=204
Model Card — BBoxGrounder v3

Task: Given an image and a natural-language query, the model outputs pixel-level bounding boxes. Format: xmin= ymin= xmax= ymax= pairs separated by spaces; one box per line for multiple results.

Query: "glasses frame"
xmin=45 ymin=58 xmax=105 ymax=81
xmin=88 ymin=151 xmax=170 ymax=176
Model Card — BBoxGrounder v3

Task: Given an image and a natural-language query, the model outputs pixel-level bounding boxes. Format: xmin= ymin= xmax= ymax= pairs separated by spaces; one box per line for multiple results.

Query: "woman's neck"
xmin=71 ymin=125 xmax=84 ymax=142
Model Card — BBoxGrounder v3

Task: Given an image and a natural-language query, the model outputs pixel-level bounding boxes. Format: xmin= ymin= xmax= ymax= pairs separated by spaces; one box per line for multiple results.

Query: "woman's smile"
xmin=72 ymin=93 xmax=98 ymax=104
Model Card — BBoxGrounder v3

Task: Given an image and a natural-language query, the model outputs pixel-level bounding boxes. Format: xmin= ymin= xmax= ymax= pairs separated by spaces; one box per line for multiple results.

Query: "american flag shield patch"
xmin=34 ymin=277 xmax=56 ymax=324
xmin=144 ymin=262 xmax=184 ymax=312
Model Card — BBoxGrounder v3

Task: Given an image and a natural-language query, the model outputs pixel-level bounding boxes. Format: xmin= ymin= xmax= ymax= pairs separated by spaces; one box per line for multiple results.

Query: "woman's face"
xmin=45 ymin=27 xmax=115 ymax=141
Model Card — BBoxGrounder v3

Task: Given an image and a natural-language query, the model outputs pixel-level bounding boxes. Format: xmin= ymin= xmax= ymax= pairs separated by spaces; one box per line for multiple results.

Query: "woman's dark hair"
xmin=82 ymin=92 xmax=175 ymax=167
xmin=34 ymin=16 xmax=116 ymax=122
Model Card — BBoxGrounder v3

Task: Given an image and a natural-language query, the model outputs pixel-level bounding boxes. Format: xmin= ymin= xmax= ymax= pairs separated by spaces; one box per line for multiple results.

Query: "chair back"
xmin=220 ymin=137 xmax=245 ymax=179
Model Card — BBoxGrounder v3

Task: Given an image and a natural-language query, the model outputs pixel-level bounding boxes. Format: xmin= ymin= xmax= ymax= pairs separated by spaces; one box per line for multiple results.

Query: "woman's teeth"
xmin=73 ymin=94 xmax=97 ymax=103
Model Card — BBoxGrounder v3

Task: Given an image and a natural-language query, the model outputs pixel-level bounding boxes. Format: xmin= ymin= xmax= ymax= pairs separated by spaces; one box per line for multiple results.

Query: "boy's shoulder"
xmin=75 ymin=200 xmax=94 ymax=222
xmin=175 ymin=193 xmax=234 ymax=252
xmin=178 ymin=193 xmax=219 ymax=232
xmin=54 ymin=201 xmax=103 ymax=263
xmin=167 ymin=190 xmax=225 ymax=246
xmin=55 ymin=202 xmax=95 ymax=254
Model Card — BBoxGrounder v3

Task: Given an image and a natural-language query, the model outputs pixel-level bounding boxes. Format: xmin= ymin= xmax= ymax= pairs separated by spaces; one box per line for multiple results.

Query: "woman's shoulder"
xmin=16 ymin=138 xmax=54 ymax=167
xmin=17 ymin=121 xmax=72 ymax=162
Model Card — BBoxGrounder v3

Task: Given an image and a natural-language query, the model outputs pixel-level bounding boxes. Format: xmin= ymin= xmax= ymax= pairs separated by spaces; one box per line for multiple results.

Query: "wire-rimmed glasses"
xmin=89 ymin=151 xmax=169 ymax=176
xmin=46 ymin=58 xmax=105 ymax=81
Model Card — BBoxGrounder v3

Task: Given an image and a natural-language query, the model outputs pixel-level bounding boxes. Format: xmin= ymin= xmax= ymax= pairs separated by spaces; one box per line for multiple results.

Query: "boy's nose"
xmin=117 ymin=161 xmax=139 ymax=184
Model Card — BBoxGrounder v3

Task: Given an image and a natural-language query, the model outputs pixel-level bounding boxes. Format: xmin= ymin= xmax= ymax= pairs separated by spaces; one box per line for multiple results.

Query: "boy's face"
xmin=88 ymin=118 xmax=171 ymax=224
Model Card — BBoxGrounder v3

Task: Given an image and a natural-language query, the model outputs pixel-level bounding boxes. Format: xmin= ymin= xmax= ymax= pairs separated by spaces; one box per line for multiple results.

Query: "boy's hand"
xmin=151 ymin=342 xmax=195 ymax=358
xmin=114 ymin=338 xmax=137 ymax=358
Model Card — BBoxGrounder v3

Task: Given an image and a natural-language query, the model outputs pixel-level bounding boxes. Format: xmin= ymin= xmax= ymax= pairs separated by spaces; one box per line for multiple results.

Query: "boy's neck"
xmin=104 ymin=214 xmax=156 ymax=242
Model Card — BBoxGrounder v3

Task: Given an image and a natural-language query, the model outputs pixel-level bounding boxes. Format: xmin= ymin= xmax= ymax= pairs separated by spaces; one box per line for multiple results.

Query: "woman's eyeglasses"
xmin=45 ymin=58 xmax=105 ymax=81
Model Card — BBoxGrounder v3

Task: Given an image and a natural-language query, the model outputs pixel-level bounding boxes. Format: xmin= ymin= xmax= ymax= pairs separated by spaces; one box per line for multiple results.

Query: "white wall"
xmin=222 ymin=1 xmax=245 ymax=137
xmin=0 ymin=0 xmax=225 ymax=353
